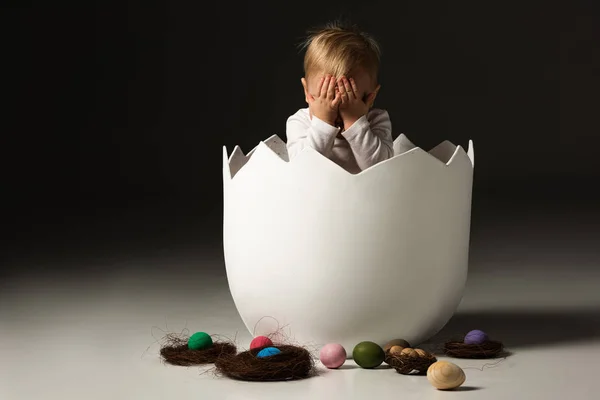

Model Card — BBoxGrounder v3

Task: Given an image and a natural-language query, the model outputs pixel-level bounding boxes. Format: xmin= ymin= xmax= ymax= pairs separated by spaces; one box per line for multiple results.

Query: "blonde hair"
xmin=299 ymin=20 xmax=381 ymax=85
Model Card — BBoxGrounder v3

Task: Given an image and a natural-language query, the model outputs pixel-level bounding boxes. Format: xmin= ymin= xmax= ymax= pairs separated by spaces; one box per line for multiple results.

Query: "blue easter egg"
xmin=257 ymin=347 xmax=281 ymax=358
xmin=464 ymin=329 xmax=488 ymax=345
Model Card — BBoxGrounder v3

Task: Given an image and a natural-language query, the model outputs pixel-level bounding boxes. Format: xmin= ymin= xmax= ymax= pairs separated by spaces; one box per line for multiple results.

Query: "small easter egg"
xmin=383 ymin=339 xmax=411 ymax=352
xmin=353 ymin=341 xmax=385 ymax=369
xmin=427 ymin=361 xmax=466 ymax=390
xmin=257 ymin=347 xmax=281 ymax=358
xmin=389 ymin=345 xmax=404 ymax=356
xmin=414 ymin=348 xmax=428 ymax=357
xmin=188 ymin=332 xmax=213 ymax=350
xmin=250 ymin=335 xmax=273 ymax=350
xmin=464 ymin=329 xmax=488 ymax=345
xmin=400 ymin=347 xmax=418 ymax=357
xmin=319 ymin=343 xmax=347 ymax=369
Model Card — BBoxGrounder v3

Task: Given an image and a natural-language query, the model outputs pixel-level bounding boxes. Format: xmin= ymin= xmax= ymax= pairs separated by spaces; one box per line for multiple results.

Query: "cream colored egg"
xmin=383 ymin=339 xmax=410 ymax=353
xmin=414 ymin=348 xmax=428 ymax=357
xmin=400 ymin=348 xmax=418 ymax=357
xmin=427 ymin=361 xmax=466 ymax=390
xmin=389 ymin=345 xmax=404 ymax=356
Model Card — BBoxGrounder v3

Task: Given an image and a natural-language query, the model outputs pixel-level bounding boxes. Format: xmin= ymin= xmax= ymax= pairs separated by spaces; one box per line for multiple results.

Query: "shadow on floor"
xmin=421 ymin=309 xmax=600 ymax=352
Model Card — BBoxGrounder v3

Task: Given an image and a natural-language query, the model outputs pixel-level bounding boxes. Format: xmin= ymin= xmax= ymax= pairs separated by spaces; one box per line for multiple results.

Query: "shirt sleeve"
xmin=341 ymin=109 xmax=394 ymax=170
xmin=286 ymin=109 xmax=341 ymax=159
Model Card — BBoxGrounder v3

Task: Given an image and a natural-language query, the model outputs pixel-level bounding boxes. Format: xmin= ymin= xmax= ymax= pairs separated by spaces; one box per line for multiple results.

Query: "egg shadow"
xmin=421 ymin=309 xmax=600 ymax=351
xmin=335 ymin=364 xmax=358 ymax=370
xmin=449 ymin=386 xmax=482 ymax=392
xmin=337 ymin=363 xmax=391 ymax=370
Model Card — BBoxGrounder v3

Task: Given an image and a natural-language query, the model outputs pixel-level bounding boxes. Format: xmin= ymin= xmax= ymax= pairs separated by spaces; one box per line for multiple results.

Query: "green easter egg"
xmin=353 ymin=341 xmax=385 ymax=369
xmin=188 ymin=332 xmax=213 ymax=350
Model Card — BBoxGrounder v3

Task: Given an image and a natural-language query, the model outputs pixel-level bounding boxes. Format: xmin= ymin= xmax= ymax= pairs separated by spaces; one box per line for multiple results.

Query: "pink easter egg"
xmin=250 ymin=335 xmax=273 ymax=350
xmin=320 ymin=343 xmax=347 ymax=369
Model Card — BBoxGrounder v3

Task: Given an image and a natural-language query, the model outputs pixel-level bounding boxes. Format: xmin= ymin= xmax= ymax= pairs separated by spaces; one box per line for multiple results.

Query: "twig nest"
xmin=353 ymin=341 xmax=385 ymax=369
xmin=444 ymin=331 xmax=504 ymax=358
xmin=383 ymin=339 xmax=410 ymax=365
xmin=319 ymin=343 xmax=347 ymax=369
xmin=387 ymin=348 xmax=437 ymax=375
xmin=427 ymin=361 xmax=466 ymax=390
xmin=250 ymin=336 xmax=273 ymax=350
xmin=214 ymin=345 xmax=316 ymax=381
xmin=160 ymin=333 xmax=237 ymax=366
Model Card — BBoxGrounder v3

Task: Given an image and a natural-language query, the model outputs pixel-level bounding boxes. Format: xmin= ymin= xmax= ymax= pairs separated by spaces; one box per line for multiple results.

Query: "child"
xmin=286 ymin=21 xmax=394 ymax=174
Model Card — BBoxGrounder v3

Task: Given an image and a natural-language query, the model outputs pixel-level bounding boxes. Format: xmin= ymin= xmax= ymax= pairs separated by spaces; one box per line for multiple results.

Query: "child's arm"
xmin=341 ymin=109 xmax=394 ymax=170
xmin=286 ymin=111 xmax=340 ymax=159
xmin=287 ymin=75 xmax=342 ymax=159
xmin=337 ymin=76 xmax=393 ymax=170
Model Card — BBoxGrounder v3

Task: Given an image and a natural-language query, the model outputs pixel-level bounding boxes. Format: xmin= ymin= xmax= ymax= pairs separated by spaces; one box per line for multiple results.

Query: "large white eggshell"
xmin=222 ymin=134 xmax=475 ymax=352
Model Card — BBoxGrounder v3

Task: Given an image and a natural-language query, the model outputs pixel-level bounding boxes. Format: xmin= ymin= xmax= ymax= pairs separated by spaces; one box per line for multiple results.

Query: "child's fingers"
xmin=349 ymin=78 xmax=359 ymax=98
xmin=331 ymin=91 xmax=341 ymax=107
xmin=327 ymin=75 xmax=337 ymax=99
xmin=316 ymin=76 xmax=325 ymax=97
xmin=321 ymin=75 xmax=332 ymax=98
xmin=338 ymin=80 xmax=347 ymax=103
xmin=342 ymin=77 xmax=355 ymax=99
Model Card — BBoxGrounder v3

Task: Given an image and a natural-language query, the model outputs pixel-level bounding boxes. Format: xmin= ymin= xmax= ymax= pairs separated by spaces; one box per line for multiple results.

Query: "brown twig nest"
xmin=214 ymin=345 xmax=317 ymax=381
xmin=159 ymin=334 xmax=237 ymax=366
xmin=386 ymin=348 xmax=437 ymax=375
xmin=444 ymin=340 xmax=505 ymax=359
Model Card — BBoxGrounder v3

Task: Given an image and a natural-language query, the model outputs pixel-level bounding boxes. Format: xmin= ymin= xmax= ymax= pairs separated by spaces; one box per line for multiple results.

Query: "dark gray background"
xmin=3 ymin=1 xmax=599 ymax=271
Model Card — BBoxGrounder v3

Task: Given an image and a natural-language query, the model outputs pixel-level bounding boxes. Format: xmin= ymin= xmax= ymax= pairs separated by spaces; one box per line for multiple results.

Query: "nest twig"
xmin=159 ymin=334 xmax=237 ymax=366
xmin=214 ymin=345 xmax=317 ymax=381
xmin=386 ymin=352 xmax=437 ymax=375
xmin=443 ymin=340 xmax=504 ymax=359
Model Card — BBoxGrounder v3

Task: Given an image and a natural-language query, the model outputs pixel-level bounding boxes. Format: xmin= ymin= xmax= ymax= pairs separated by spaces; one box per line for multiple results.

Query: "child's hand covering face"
xmin=336 ymin=76 xmax=378 ymax=127
xmin=302 ymin=74 xmax=342 ymax=126
xmin=302 ymin=70 xmax=380 ymax=130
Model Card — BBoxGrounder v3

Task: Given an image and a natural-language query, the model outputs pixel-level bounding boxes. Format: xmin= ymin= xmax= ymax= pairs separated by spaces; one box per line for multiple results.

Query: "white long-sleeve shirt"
xmin=286 ymin=107 xmax=394 ymax=174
